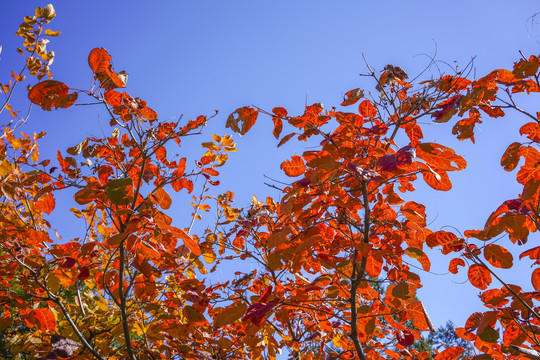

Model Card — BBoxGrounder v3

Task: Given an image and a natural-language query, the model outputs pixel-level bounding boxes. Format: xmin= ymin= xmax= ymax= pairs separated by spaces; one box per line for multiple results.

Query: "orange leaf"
xmin=34 ymin=192 xmax=55 ymax=215
xmin=88 ymin=48 xmax=112 ymax=74
xmin=448 ymin=258 xmax=465 ymax=274
xmin=426 ymin=230 xmax=458 ymax=248
xmin=517 ymin=146 xmax=540 ymax=184
xmin=365 ymin=254 xmax=383 ymax=277
xmin=154 ymin=188 xmax=172 ymax=210
xmin=468 ymin=265 xmax=492 ymax=290
xmin=416 ymin=143 xmax=466 ymax=171
xmin=358 ymin=100 xmax=377 ymax=118
xmin=421 ymin=167 xmax=452 ymax=191
xmin=520 ymin=122 xmax=540 ymax=142
xmin=28 ymin=80 xmax=78 ymax=111
xmin=104 ymin=90 xmax=122 ymax=107
xmin=226 ymin=106 xmax=258 ymax=135
xmin=33 ymin=308 xmax=56 ymax=332
xmin=280 ymin=155 xmax=305 ymax=177
xmin=407 ymin=301 xmax=429 ymax=331
xmin=172 ymin=227 xmax=201 ymax=256
xmin=500 ymin=142 xmax=521 ymax=171
xmin=277 ymin=132 xmax=296 ymax=147
xmin=532 ymin=268 xmax=540 ymax=290
xmin=434 ymin=347 xmax=464 ymax=360
xmin=272 ymin=117 xmax=283 ymax=139
xmin=483 ymin=244 xmax=513 ymax=269
xmin=455 ymin=327 xmax=477 ymax=341
xmin=341 ymin=88 xmax=364 ymax=106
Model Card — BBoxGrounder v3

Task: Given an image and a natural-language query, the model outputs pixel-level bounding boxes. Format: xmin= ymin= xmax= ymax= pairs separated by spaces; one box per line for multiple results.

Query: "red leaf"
xmin=242 ymin=298 xmax=279 ymax=326
xmin=60 ymin=257 xmax=76 ymax=269
xmin=88 ymin=48 xmax=112 ymax=74
xmin=78 ymin=266 xmax=90 ymax=280
xmin=396 ymin=329 xmax=414 ymax=347
xmin=28 ymin=81 xmax=78 ymax=111
xmin=404 ymin=123 xmax=423 ymax=147
xmin=33 ymin=308 xmax=56 ymax=332
xmin=258 ymin=286 xmax=273 ymax=303
xmin=365 ymin=254 xmax=382 ymax=277
xmin=281 ymin=155 xmax=305 ymax=177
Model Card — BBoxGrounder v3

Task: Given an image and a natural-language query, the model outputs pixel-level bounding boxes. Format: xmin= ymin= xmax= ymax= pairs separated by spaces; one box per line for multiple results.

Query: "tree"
xmin=414 ymin=321 xmax=474 ymax=358
xmin=1 ymin=4 xmax=540 ymax=360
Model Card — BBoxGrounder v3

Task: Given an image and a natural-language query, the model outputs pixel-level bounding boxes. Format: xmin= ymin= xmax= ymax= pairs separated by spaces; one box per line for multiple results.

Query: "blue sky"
xmin=2 ymin=0 xmax=540 ymax=330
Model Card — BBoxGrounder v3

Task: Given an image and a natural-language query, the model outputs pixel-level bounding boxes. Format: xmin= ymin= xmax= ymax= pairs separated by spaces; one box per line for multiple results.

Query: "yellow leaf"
xmin=45 ymin=29 xmax=61 ymax=36
xmin=203 ymin=251 xmax=216 ymax=264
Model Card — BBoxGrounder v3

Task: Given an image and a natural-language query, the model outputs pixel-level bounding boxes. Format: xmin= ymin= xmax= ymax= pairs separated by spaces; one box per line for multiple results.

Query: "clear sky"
xmin=2 ymin=0 xmax=540 ymax=330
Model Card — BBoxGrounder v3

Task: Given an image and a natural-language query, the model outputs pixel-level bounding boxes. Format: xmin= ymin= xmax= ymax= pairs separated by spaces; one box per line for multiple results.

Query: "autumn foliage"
xmin=2 ymin=5 xmax=540 ymax=360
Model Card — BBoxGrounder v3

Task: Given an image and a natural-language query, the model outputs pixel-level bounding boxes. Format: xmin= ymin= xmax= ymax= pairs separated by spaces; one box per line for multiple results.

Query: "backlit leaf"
xmin=28 ymin=80 xmax=78 ymax=110
xmin=468 ymin=265 xmax=492 ymax=290
xmin=358 ymin=100 xmax=377 ymax=118
xmin=280 ymin=155 xmax=305 ymax=177
xmin=483 ymin=244 xmax=513 ymax=269
xmin=226 ymin=106 xmax=258 ymax=135
xmin=106 ymin=177 xmax=133 ymax=205
xmin=341 ymin=88 xmax=364 ymax=106
xmin=154 ymin=188 xmax=172 ymax=210
xmin=88 ymin=47 xmax=112 ymax=74
xmin=416 ymin=143 xmax=466 ymax=171
xmin=34 ymin=192 xmax=55 ymax=215
xmin=33 ymin=308 xmax=56 ymax=332
xmin=172 ymin=227 xmax=201 ymax=256
xmin=448 ymin=258 xmax=465 ymax=274
xmin=500 ymin=142 xmax=521 ymax=171
xmin=214 ymin=302 xmax=247 ymax=327
xmin=532 ymin=268 xmax=540 ymax=290
xmin=434 ymin=347 xmax=463 ymax=360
